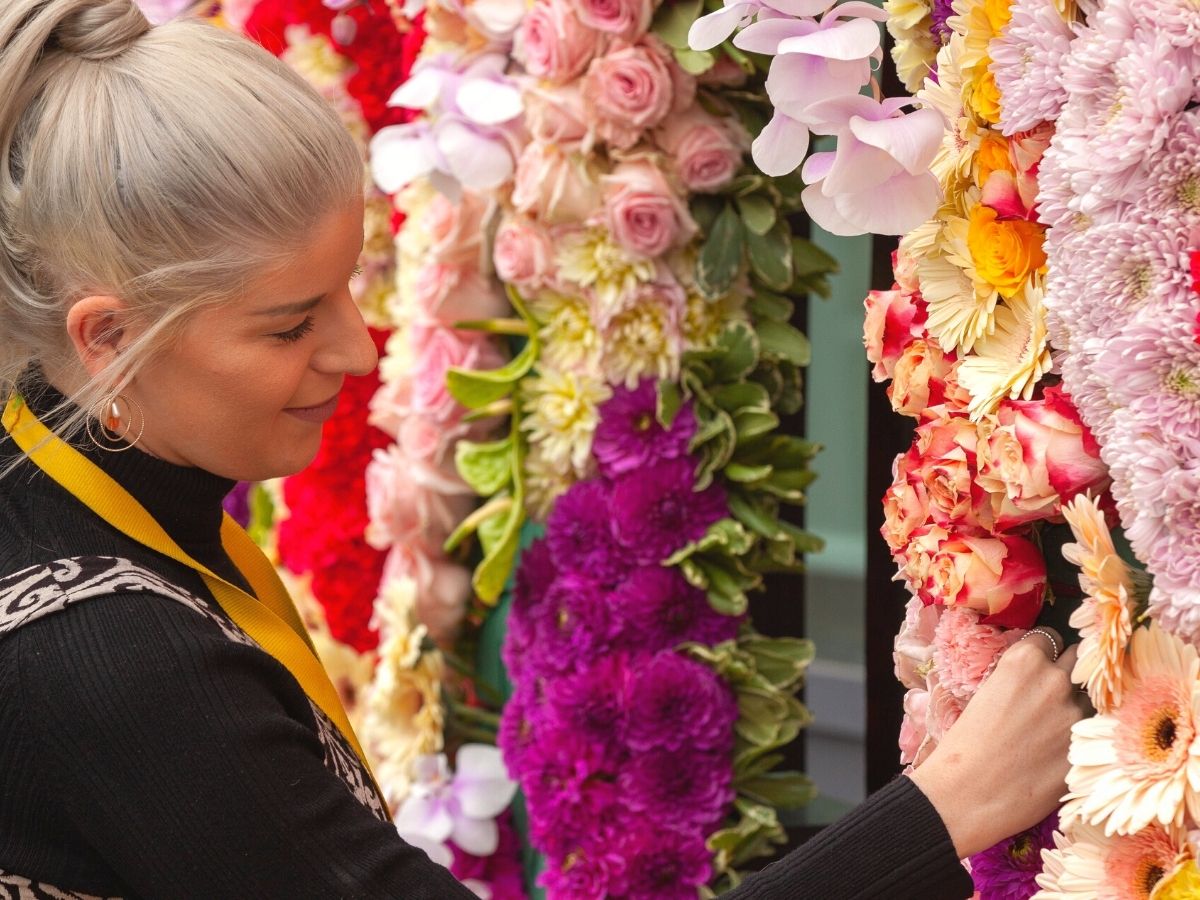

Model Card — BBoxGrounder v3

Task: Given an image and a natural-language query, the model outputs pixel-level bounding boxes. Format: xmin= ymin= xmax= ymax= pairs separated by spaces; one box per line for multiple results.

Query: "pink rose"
xmin=382 ymin=544 xmax=473 ymax=645
xmin=412 ymin=263 xmax=509 ymax=324
xmin=568 ymin=0 xmax=652 ymax=38
xmin=582 ymin=38 xmax=674 ymax=150
xmin=932 ymin=606 xmax=1024 ymax=700
xmin=889 ymin=339 xmax=969 ymax=419
xmin=897 ymin=415 xmax=993 ymax=533
xmin=601 ymin=160 xmax=697 ymax=258
xmin=523 ymin=82 xmax=590 ymax=148
xmin=519 ymin=0 xmax=604 ymax=83
xmin=901 ymin=525 xmax=1046 ymax=628
xmin=1001 ymin=385 xmax=1109 ymax=500
xmin=894 ymin=597 xmax=940 ymax=690
xmin=975 ymin=418 xmax=1060 ymax=530
xmin=654 ymin=107 xmax=748 ymax=194
xmin=899 ymin=688 xmax=931 ymax=766
xmin=365 ymin=444 xmax=474 ymax=551
xmin=493 ymin=218 xmax=554 ymax=288
xmin=423 ymin=190 xmax=486 ymax=267
xmin=863 ymin=284 xmax=926 ymax=382
xmin=512 ymin=140 xmax=603 ymax=226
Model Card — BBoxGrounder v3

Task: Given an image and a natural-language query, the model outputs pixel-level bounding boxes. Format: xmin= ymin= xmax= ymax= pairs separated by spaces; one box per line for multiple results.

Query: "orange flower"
xmin=967 ymin=205 xmax=1046 ymax=297
xmin=974 ymin=131 xmax=1013 ymax=189
xmin=970 ymin=62 xmax=1003 ymax=125
xmin=983 ymin=0 xmax=1012 ymax=35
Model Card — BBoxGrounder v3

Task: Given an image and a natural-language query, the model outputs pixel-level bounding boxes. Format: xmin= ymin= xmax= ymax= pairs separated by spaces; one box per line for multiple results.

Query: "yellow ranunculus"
xmin=974 ymin=131 xmax=1014 ymax=189
xmin=969 ymin=61 xmax=1003 ymax=125
xmin=966 ymin=205 xmax=1046 ymax=298
xmin=983 ymin=0 xmax=1012 ymax=35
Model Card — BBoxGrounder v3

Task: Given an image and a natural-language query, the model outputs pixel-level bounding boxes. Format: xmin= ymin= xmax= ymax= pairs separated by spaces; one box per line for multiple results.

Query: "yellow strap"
xmin=2 ymin=395 xmax=386 ymax=809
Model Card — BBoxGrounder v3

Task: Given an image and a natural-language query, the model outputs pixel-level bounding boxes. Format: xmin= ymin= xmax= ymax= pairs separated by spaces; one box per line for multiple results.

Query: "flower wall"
xmin=694 ymin=0 xmax=1200 ymax=892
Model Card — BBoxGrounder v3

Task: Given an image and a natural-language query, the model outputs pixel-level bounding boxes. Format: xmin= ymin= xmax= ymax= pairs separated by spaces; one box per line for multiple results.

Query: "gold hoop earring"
xmin=85 ymin=393 xmax=145 ymax=452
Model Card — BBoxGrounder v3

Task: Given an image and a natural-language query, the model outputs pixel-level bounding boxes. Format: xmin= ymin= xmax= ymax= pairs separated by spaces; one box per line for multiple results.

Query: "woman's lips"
xmin=284 ymin=394 xmax=340 ymax=423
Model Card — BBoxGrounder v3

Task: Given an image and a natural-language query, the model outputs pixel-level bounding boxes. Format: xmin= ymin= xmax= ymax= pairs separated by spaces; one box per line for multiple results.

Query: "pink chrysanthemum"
xmin=1145 ymin=109 xmax=1200 ymax=219
xmin=1100 ymin=318 xmax=1200 ymax=448
xmin=989 ymin=0 xmax=1074 ymax=136
xmin=1134 ymin=0 xmax=1200 ymax=47
xmin=1149 ymin=579 xmax=1200 ymax=651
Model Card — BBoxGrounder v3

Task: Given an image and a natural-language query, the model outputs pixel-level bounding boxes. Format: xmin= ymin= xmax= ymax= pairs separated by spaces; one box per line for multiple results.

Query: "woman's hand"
xmin=908 ymin=627 xmax=1086 ymax=858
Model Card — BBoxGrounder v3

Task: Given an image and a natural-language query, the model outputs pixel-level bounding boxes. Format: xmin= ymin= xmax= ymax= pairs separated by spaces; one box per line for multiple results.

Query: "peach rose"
xmin=654 ymin=107 xmax=748 ymax=193
xmin=569 ymin=0 xmax=652 ymax=38
xmin=901 ymin=525 xmax=1046 ymax=629
xmin=382 ymin=545 xmax=473 ymax=645
xmin=493 ymin=218 xmax=554 ymax=288
xmin=975 ymin=418 xmax=1060 ymax=530
xmin=892 ymin=246 xmax=921 ymax=295
xmin=1002 ymin=385 xmax=1109 ymax=500
xmin=894 ymin=596 xmax=940 ymax=690
xmin=582 ymin=38 xmax=674 ymax=150
xmin=889 ymin=339 xmax=970 ymax=419
xmin=881 ymin=476 xmax=928 ymax=555
xmin=899 ymin=414 xmax=993 ymax=533
xmin=423 ymin=190 xmax=487 ymax=267
xmin=523 ymin=82 xmax=590 ymax=148
xmin=863 ymin=285 xmax=926 ymax=382
xmin=519 ymin=0 xmax=604 ymax=84
xmin=601 ymin=159 xmax=696 ymax=258
xmin=365 ymin=444 xmax=475 ymax=551
xmin=512 ymin=140 xmax=603 ymax=226
xmin=412 ymin=263 xmax=508 ymax=324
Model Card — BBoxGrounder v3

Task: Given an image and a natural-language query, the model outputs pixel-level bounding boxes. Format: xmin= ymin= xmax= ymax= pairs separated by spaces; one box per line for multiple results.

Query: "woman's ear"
xmin=64 ymin=295 xmax=129 ymax=377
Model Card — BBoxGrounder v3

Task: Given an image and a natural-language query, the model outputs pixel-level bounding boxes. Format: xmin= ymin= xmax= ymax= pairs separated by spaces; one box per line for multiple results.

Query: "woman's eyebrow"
xmin=252 ymin=295 xmax=323 ymax=317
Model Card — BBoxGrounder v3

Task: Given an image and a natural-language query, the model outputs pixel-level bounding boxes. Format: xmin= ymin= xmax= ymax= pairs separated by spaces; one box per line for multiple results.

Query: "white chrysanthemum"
xmin=1060 ymin=622 xmax=1200 ymax=837
xmin=956 ymin=281 xmax=1052 ymax=419
xmin=519 ymin=367 xmax=611 ymax=475
xmin=886 ymin=0 xmax=937 ymax=92
xmin=989 ymin=0 xmax=1074 ymax=135
xmin=530 ymin=290 xmax=602 ymax=376
xmin=1033 ymin=821 xmax=1191 ymax=899
xmin=600 ymin=289 xmax=685 ymax=389
xmin=918 ymin=212 xmax=1001 ymax=354
xmin=1061 ymin=494 xmax=1136 ymax=713
xmin=523 ymin=443 xmax=578 ymax=521
xmin=556 ymin=228 xmax=656 ymax=323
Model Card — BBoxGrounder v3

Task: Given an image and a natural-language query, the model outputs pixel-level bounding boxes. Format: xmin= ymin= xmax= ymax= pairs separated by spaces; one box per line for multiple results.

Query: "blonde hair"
xmin=0 ymin=0 xmax=363 ymax=449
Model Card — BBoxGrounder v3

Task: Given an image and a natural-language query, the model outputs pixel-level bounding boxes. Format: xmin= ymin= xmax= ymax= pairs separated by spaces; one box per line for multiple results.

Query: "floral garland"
xmin=363 ymin=0 xmax=839 ymax=889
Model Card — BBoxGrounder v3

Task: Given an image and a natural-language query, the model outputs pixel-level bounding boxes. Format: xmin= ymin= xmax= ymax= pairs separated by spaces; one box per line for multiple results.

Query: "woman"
xmin=0 ymin=1 xmax=1083 ymax=897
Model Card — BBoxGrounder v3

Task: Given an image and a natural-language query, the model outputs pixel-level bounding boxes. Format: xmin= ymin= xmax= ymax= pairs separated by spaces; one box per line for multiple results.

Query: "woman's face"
xmin=126 ymin=199 xmax=379 ymax=481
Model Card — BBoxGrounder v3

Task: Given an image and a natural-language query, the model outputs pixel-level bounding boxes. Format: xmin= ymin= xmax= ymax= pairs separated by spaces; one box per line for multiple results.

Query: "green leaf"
xmin=246 ymin=483 xmax=276 ymax=546
xmin=756 ymin=319 xmax=812 ymax=366
xmin=652 ymin=0 xmax=703 ymax=48
xmin=455 ymin=435 xmax=514 ymax=497
xmin=743 ymin=636 xmax=816 ymax=690
xmin=447 ymin=338 xmax=537 ymax=409
xmin=733 ymin=409 xmax=780 ymax=443
xmin=727 ymin=492 xmax=786 ymax=541
xmin=746 ymin=220 xmax=793 ymax=291
xmin=748 ymin=291 xmax=794 ymax=323
xmin=779 ymin=519 xmax=826 ymax=553
xmin=724 ymin=462 xmax=773 ymax=483
xmin=674 ymin=47 xmax=716 ymax=74
xmin=657 ymin=379 xmax=683 ymax=429
xmin=697 ymin=204 xmax=743 ymax=299
xmin=711 ymin=381 xmax=771 ymax=415
xmin=710 ymin=321 xmax=759 ymax=382
xmin=736 ymin=194 xmax=777 ymax=236
xmin=473 ymin=487 xmax=525 ymax=604
xmin=690 ymin=194 xmax=724 ymax=233
xmin=737 ymin=771 xmax=818 ymax=810
xmin=793 ymin=237 xmax=840 ymax=277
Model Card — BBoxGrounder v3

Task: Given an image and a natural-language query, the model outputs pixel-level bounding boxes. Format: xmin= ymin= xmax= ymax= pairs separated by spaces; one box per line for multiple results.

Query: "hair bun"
xmin=53 ymin=0 xmax=150 ymax=61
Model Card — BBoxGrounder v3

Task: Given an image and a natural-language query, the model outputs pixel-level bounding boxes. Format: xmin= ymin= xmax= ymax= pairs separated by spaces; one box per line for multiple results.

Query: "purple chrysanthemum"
xmin=545 ymin=479 xmax=628 ymax=584
xmin=624 ymin=651 xmax=738 ymax=753
xmin=619 ymin=747 xmax=735 ymax=830
xmin=546 ymin=654 xmax=631 ymax=748
xmin=527 ymin=572 xmax=616 ymax=674
xmin=223 ymin=481 xmax=253 ymax=527
xmin=592 ymin=379 xmax=696 ymax=479
xmin=504 ymin=541 xmax=560 ymax=680
xmin=610 ymin=459 xmax=728 ymax=565
xmin=968 ymin=813 xmax=1058 ymax=900
xmin=611 ymin=566 xmax=739 ymax=649
xmin=930 ymin=0 xmax=954 ymax=45
xmin=538 ymin=839 xmax=626 ymax=899
xmin=619 ymin=826 xmax=713 ymax=900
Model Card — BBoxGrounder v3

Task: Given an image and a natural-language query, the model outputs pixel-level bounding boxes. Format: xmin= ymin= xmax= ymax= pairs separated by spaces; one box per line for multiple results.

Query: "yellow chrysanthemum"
xmin=955 ymin=281 xmax=1052 ymax=418
xmin=520 ymin=367 xmax=611 ymax=475
xmin=530 ymin=290 xmax=602 ymax=376
xmin=1061 ymin=622 xmax=1200 ymax=837
xmin=918 ymin=210 xmax=1001 ymax=353
xmin=556 ymin=228 xmax=656 ymax=322
xmin=1033 ymin=822 xmax=1191 ymax=900
xmin=601 ymin=299 xmax=682 ymax=389
xmin=966 ymin=204 xmax=1047 ymax=298
xmin=359 ymin=577 xmax=446 ymax=809
xmin=1061 ymin=493 xmax=1136 ymax=714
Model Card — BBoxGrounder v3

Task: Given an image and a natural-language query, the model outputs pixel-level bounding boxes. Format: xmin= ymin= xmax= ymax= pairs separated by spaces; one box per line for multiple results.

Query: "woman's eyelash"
xmin=273 ymin=315 xmax=315 ymax=344
xmin=352 ymin=264 xmax=364 ymax=278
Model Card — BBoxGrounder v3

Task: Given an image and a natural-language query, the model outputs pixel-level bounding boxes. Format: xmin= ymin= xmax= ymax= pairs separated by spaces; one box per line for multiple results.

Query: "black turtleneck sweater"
xmin=0 ymin=377 xmax=474 ymax=900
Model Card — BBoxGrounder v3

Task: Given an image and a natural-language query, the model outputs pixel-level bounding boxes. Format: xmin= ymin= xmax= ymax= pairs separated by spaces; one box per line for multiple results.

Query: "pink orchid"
xmin=799 ymin=96 xmax=943 ymax=235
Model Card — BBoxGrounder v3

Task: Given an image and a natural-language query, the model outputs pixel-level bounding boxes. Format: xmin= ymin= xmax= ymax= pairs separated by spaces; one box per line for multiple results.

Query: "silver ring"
xmin=1018 ymin=627 xmax=1061 ymax=662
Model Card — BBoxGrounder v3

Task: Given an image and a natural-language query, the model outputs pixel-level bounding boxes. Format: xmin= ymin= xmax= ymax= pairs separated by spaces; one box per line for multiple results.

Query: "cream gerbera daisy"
xmin=1061 ymin=622 xmax=1200 ymax=836
xmin=1033 ymin=821 xmax=1191 ymax=900
xmin=918 ymin=211 xmax=1001 ymax=354
xmin=956 ymin=281 xmax=1052 ymax=419
xmin=519 ymin=367 xmax=611 ymax=475
xmin=1060 ymin=493 xmax=1136 ymax=713
xmin=556 ymin=228 xmax=656 ymax=323
xmin=917 ymin=38 xmax=984 ymax=210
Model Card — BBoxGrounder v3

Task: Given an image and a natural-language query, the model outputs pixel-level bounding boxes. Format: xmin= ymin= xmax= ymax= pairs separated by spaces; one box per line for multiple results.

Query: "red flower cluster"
xmin=277 ymin=328 xmax=392 ymax=651
xmin=241 ymin=0 xmax=416 ymax=133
